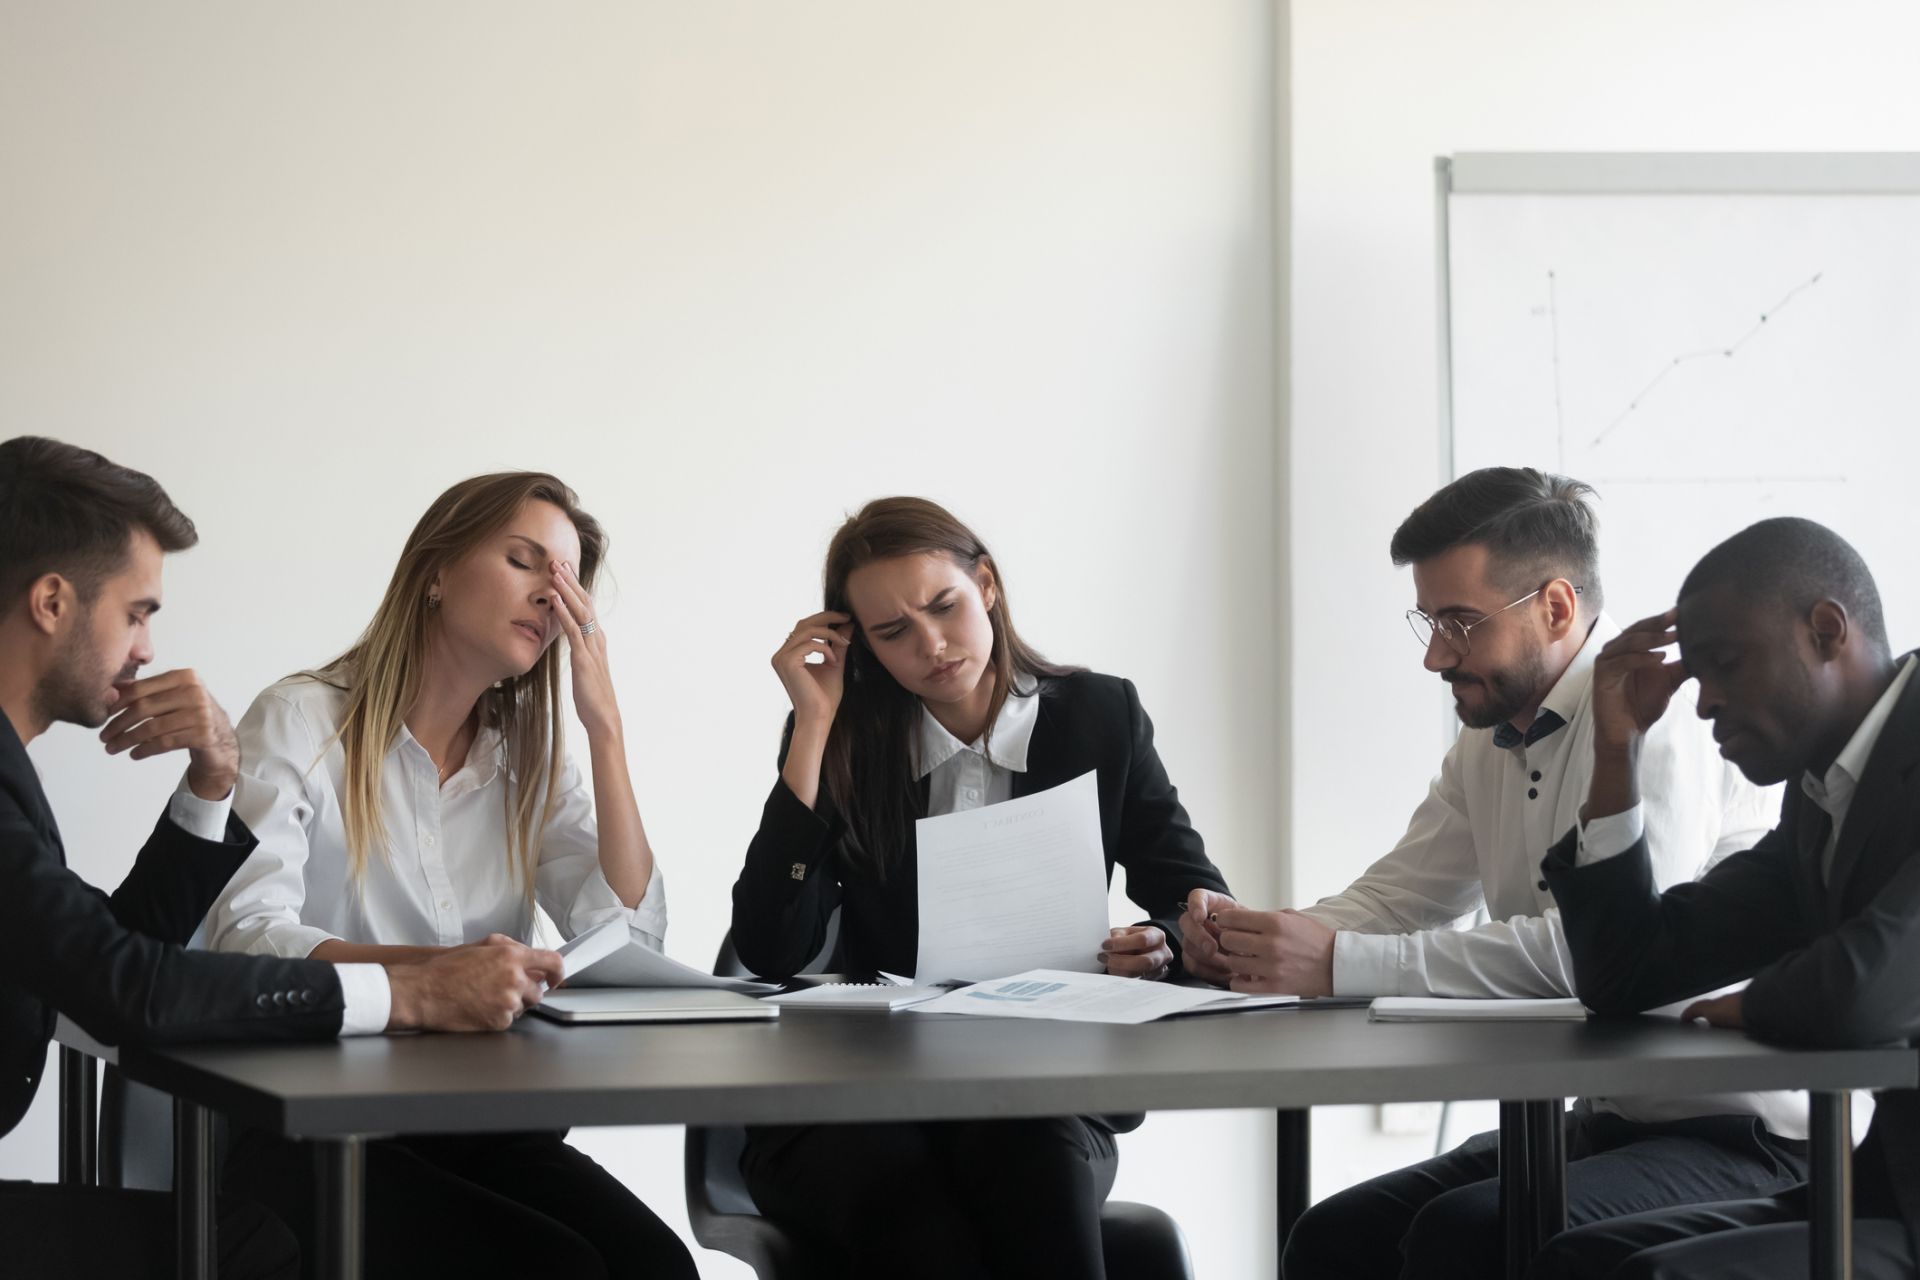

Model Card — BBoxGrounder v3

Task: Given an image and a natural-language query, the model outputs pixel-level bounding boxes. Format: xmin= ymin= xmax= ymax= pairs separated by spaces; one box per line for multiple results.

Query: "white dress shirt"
xmin=166 ymin=784 xmax=391 ymax=1035
xmin=1300 ymin=615 xmax=1811 ymax=1135
xmin=914 ymin=678 xmax=1042 ymax=815
xmin=203 ymin=676 xmax=667 ymax=1032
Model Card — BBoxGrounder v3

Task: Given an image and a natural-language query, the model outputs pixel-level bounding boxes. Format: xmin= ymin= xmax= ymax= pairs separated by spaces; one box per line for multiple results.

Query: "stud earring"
xmin=426 ymin=595 xmax=442 ymax=610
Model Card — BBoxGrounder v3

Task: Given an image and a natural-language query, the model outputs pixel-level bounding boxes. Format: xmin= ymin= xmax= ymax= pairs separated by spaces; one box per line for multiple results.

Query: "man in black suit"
xmin=1531 ymin=516 xmax=1920 ymax=1278
xmin=0 ymin=436 xmax=565 ymax=1278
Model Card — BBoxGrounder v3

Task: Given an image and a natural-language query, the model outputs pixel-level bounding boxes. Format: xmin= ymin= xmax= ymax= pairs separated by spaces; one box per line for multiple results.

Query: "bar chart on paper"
xmin=1442 ymin=156 xmax=1920 ymax=638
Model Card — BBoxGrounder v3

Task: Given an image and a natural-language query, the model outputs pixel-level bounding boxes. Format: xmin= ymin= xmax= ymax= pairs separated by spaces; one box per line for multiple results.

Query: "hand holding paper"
xmin=1100 ymin=925 xmax=1171 ymax=980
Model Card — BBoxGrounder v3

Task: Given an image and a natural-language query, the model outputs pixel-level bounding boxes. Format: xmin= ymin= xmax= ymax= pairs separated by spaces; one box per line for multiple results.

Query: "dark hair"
xmin=1681 ymin=517 xmax=1889 ymax=658
xmin=1389 ymin=466 xmax=1604 ymax=610
xmin=820 ymin=497 xmax=1079 ymax=879
xmin=0 ymin=436 xmax=198 ymax=614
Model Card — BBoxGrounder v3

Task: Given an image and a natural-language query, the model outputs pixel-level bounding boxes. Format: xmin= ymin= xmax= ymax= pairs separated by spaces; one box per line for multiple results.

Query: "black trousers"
xmin=1528 ymin=1186 xmax=1917 ymax=1279
xmin=1282 ymin=1103 xmax=1810 ymax=1280
xmin=223 ymin=1128 xmax=696 ymax=1280
xmin=0 ymin=1180 xmax=297 ymax=1280
xmin=741 ymin=1115 xmax=1121 ymax=1280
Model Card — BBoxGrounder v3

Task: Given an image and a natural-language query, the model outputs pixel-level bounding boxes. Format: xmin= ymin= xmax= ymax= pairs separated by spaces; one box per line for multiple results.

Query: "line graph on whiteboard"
xmin=1529 ymin=268 xmax=1847 ymax=490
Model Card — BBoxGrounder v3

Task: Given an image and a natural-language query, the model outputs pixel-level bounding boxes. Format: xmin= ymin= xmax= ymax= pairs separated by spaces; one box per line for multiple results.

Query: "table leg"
xmin=1499 ymin=1100 xmax=1534 ymax=1280
xmin=1809 ymin=1091 xmax=1853 ymax=1280
xmin=173 ymin=1099 xmax=215 ymax=1280
xmin=1526 ymin=1099 xmax=1567 ymax=1249
xmin=58 ymin=1045 xmax=97 ymax=1187
xmin=1275 ymin=1107 xmax=1310 ymax=1266
xmin=1500 ymin=1099 xmax=1568 ymax=1277
xmin=314 ymin=1137 xmax=367 ymax=1280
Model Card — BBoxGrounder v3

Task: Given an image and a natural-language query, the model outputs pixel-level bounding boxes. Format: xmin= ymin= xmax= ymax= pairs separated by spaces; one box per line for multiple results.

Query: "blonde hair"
xmin=314 ymin=472 xmax=606 ymax=894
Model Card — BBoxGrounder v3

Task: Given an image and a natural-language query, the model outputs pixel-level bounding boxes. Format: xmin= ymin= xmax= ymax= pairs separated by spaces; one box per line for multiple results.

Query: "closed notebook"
xmin=1368 ymin=997 xmax=1589 ymax=1022
xmin=766 ymin=983 xmax=947 ymax=1011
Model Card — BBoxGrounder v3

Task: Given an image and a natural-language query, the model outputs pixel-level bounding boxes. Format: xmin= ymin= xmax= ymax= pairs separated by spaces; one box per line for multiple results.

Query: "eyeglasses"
xmin=1406 ymin=584 xmax=1580 ymax=657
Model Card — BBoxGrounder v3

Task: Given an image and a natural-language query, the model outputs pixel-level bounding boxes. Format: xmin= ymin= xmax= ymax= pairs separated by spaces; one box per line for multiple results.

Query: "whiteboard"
xmin=1438 ymin=154 xmax=1920 ymax=642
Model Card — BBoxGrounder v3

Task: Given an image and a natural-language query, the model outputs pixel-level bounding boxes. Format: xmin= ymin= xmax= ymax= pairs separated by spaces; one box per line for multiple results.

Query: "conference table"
xmin=58 ymin=1005 xmax=1916 ymax=1280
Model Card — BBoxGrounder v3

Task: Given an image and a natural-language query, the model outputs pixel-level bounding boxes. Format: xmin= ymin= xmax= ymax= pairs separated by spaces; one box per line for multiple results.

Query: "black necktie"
xmin=1493 ymin=710 xmax=1566 ymax=752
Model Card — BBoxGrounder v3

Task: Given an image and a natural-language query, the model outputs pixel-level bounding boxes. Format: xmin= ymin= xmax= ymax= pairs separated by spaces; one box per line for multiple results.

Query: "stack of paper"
xmin=1368 ymin=997 xmax=1588 ymax=1022
xmin=767 ymin=983 xmax=947 ymax=1011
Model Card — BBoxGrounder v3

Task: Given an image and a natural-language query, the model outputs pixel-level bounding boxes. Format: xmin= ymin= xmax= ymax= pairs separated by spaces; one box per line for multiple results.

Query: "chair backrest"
xmin=98 ymin=1066 xmax=175 ymax=1192
xmin=712 ymin=909 xmax=843 ymax=980
xmin=686 ymin=1123 xmax=761 ymax=1217
xmin=689 ymin=911 xmax=842 ymax=1221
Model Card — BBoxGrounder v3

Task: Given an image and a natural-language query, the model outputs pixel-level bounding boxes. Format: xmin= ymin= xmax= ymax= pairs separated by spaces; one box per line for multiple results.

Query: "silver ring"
xmin=579 ymin=619 xmax=598 ymax=637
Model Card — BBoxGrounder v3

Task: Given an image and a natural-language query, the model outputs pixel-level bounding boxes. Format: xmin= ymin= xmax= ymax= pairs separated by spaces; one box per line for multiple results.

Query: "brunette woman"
xmin=732 ymin=496 xmax=1230 ymax=1280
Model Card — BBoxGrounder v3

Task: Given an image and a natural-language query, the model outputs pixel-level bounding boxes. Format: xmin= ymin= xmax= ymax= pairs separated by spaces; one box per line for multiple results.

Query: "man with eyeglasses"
xmin=1176 ymin=468 xmax=1804 ymax=1280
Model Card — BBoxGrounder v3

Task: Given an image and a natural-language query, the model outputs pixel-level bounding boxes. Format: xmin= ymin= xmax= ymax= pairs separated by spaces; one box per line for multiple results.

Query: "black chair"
xmin=97 ymin=1065 xmax=174 ymax=1191
xmin=683 ymin=915 xmax=1196 ymax=1280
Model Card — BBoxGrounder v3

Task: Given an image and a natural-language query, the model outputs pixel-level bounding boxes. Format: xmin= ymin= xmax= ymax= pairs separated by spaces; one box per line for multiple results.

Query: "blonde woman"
xmin=208 ymin=472 xmax=694 ymax=1280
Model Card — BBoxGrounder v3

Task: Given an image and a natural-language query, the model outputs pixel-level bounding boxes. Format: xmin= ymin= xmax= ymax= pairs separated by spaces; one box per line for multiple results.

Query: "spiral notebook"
xmin=765 ymin=982 xmax=948 ymax=1011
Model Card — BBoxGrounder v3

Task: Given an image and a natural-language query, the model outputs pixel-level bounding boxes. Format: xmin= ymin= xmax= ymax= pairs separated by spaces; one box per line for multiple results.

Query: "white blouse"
xmin=913 ymin=678 xmax=1042 ymax=815
xmin=204 ymin=675 xmax=667 ymax=962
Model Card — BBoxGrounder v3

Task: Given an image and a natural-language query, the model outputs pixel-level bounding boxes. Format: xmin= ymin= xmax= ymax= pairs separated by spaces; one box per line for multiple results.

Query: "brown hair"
xmin=313 ymin=471 xmax=606 ymax=893
xmin=1389 ymin=466 xmax=1604 ymax=610
xmin=820 ymin=497 xmax=1078 ymax=878
xmin=0 ymin=436 xmax=199 ymax=614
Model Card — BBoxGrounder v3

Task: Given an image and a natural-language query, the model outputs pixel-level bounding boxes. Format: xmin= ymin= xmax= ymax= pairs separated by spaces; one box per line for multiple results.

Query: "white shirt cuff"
xmin=167 ymin=780 xmax=232 ymax=843
xmin=1577 ymin=804 xmax=1646 ymax=866
xmin=1331 ymin=930 xmax=1404 ymax=997
xmin=335 ymin=963 xmax=392 ymax=1036
xmin=565 ymin=865 xmax=670 ymax=953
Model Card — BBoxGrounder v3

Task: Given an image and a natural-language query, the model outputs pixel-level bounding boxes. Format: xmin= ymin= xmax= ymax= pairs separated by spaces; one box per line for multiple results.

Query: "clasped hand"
xmin=1176 ymin=889 xmax=1336 ymax=997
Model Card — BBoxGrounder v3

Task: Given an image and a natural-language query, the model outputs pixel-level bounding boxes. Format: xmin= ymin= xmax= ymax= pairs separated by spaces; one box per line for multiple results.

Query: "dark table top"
xmin=114 ymin=1007 xmax=1919 ymax=1140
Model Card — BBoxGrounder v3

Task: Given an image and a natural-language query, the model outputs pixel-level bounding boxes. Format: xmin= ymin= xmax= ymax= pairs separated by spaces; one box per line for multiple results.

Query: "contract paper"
xmin=913 ymin=771 xmax=1110 ymax=983
xmin=911 ymin=969 xmax=1293 ymax=1025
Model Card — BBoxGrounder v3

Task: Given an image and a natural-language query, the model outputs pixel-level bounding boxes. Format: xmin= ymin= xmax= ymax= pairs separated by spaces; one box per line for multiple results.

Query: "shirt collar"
xmin=394 ymin=719 xmax=507 ymax=791
xmin=1489 ymin=614 xmax=1616 ymax=750
xmin=914 ymin=676 xmax=1041 ymax=779
xmin=1802 ymin=654 xmax=1917 ymax=814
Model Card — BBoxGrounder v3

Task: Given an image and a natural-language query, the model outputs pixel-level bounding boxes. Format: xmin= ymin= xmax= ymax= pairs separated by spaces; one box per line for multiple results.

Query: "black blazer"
xmin=1542 ymin=653 xmax=1920 ymax=1241
xmin=730 ymin=671 xmax=1232 ymax=981
xmin=0 ymin=709 xmax=345 ymax=1139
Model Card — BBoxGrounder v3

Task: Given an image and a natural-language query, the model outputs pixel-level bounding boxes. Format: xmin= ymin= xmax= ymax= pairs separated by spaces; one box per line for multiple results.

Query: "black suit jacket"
xmin=1542 ymin=653 xmax=1920 ymax=1238
xmin=730 ymin=672 xmax=1232 ymax=981
xmin=0 ymin=709 xmax=346 ymax=1139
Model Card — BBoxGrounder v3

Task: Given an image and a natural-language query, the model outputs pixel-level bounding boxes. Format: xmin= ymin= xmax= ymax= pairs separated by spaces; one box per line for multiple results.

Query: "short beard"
xmin=31 ymin=610 xmax=119 ymax=730
xmin=1446 ymin=649 xmax=1549 ymax=731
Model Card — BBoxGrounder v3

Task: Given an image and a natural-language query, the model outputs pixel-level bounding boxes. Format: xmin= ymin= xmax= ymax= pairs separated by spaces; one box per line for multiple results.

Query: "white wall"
xmin=0 ymin=3 xmax=1280 ymax=1277
xmin=1291 ymin=0 xmax=1920 ymax=1199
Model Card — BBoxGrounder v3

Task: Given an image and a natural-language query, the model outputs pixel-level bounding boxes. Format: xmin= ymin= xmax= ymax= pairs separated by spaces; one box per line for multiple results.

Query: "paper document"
xmin=911 ymin=969 xmax=1287 ymax=1025
xmin=913 ymin=771 xmax=1110 ymax=983
xmin=1168 ymin=993 xmax=1304 ymax=1017
xmin=561 ymin=923 xmax=778 ymax=994
xmin=555 ymin=920 xmax=632 ymax=981
xmin=1368 ymin=997 xmax=1588 ymax=1022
